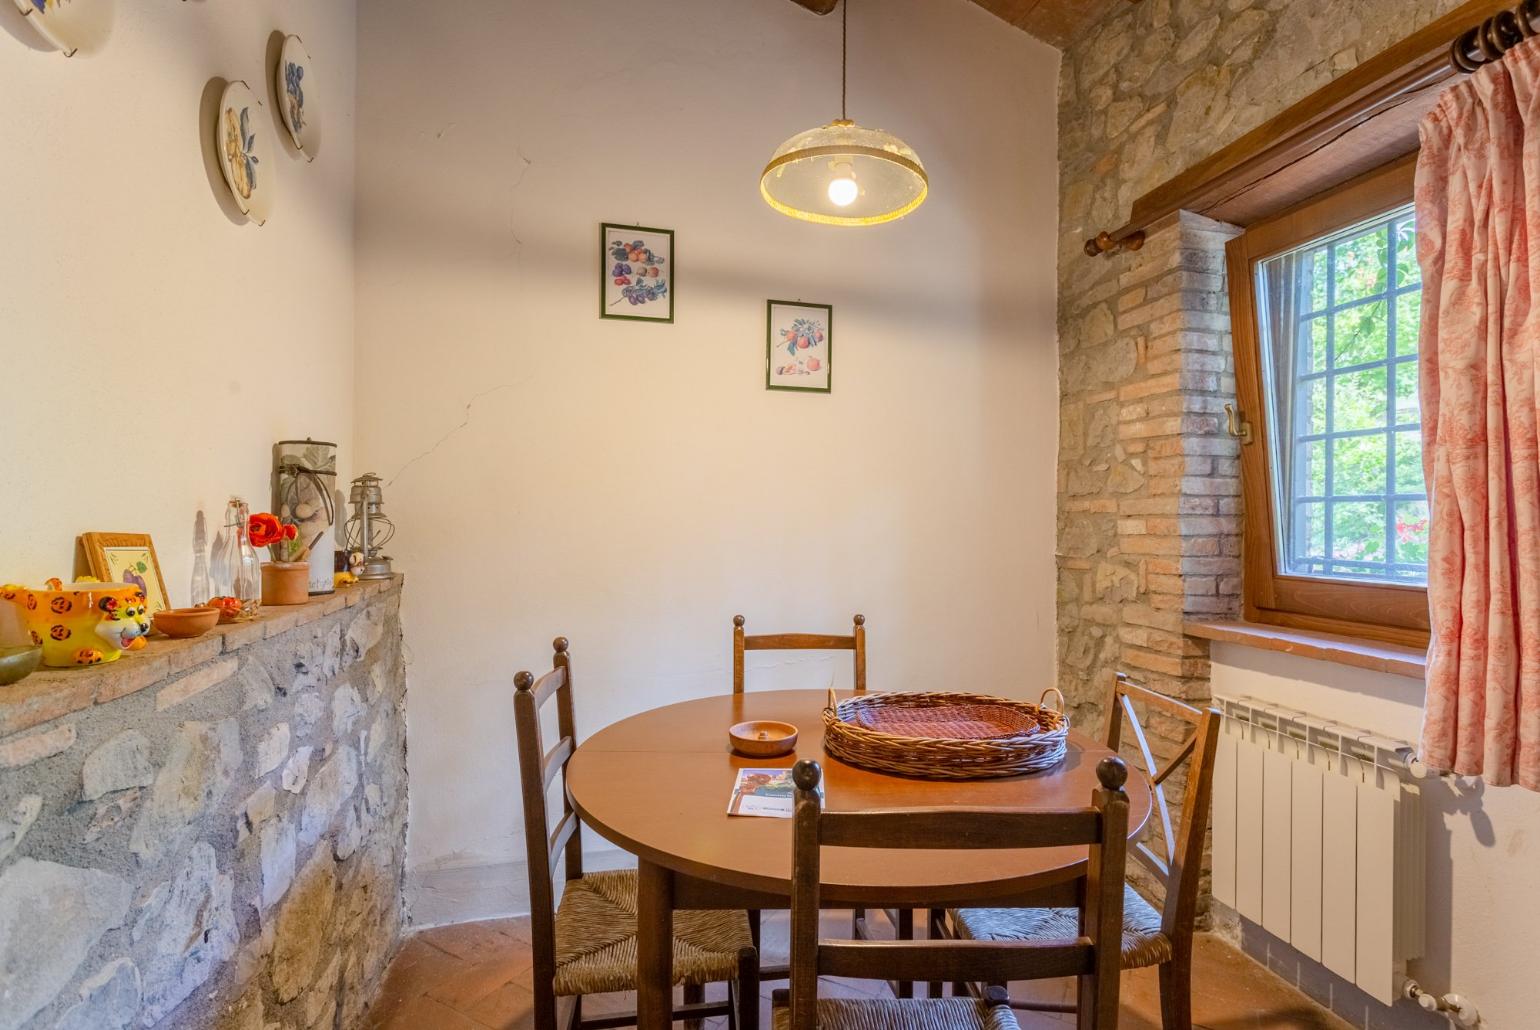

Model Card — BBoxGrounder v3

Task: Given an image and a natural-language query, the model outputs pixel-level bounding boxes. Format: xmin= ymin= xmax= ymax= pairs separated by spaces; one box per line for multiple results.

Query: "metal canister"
xmin=272 ymin=439 xmax=338 ymax=595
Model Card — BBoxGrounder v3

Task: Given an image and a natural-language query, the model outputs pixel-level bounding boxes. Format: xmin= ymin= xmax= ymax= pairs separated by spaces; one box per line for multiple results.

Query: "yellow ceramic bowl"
xmin=0 ymin=580 xmax=152 ymax=668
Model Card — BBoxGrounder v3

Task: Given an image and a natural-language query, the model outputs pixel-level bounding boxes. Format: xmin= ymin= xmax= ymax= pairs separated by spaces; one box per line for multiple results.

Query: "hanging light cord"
xmin=841 ymin=0 xmax=848 ymax=121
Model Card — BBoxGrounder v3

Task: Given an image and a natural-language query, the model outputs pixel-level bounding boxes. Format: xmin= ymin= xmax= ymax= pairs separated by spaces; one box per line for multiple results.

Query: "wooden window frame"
xmin=1226 ymin=154 xmax=1430 ymax=649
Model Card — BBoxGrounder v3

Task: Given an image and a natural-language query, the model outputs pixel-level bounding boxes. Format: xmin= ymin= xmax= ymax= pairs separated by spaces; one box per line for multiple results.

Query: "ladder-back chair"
xmin=946 ymin=672 xmax=1222 ymax=1030
xmin=777 ymin=757 xmax=1131 ymax=1030
xmin=516 ymin=637 xmax=760 ymax=1030
xmin=732 ymin=613 xmax=867 ymax=694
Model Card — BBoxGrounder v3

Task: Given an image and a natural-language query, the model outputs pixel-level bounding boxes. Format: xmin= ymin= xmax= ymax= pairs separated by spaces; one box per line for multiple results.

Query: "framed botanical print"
xmin=766 ymin=300 xmax=832 ymax=393
xmin=600 ymin=223 xmax=673 ymax=322
xmin=79 ymin=533 xmax=170 ymax=615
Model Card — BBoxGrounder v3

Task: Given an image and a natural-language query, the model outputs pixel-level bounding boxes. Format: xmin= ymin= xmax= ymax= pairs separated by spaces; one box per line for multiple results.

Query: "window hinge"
xmin=1224 ymin=403 xmax=1254 ymax=446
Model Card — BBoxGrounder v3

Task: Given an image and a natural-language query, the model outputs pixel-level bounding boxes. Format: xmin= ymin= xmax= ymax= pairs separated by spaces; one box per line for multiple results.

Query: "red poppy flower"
xmin=248 ymin=512 xmax=284 ymax=547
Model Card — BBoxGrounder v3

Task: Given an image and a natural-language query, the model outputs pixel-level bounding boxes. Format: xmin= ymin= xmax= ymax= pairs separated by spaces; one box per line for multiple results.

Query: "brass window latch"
xmin=1224 ymin=403 xmax=1253 ymax=446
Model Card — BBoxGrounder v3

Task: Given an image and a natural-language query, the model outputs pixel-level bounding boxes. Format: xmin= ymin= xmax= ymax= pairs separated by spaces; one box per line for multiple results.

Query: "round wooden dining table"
xmin=565 ymin=688 xmax=1152 ymax=1030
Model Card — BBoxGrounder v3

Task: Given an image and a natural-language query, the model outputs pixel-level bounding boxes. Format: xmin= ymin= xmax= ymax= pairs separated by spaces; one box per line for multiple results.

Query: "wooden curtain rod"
xmin=1450 ymin=0 xmax=1540 ymax=71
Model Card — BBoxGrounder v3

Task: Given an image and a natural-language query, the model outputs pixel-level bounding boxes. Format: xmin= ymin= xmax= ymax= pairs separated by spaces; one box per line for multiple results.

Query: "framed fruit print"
xmin=600 ymin=223 xmax=673 ymax=322
xmin=78 ymin=533 xmax=170 ymax=615
xmin=766 ymin=300 xmax=832 ymax=393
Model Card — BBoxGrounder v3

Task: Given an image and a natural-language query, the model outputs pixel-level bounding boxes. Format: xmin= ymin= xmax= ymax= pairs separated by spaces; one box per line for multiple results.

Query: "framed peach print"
xmin=766 ymin=300 xmax=832 ymax=393
xmin=79 ymin=533 xmax=170 ymax=615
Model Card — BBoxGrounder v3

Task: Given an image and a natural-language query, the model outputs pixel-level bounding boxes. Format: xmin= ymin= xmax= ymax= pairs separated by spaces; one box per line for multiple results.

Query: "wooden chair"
xmin=516 ymin=637 xmax=760 ymax=1030
xmin=943 ymin=672 xmax=1222 ymax=1030
xmin=732 ymin=613 xmax=867 ymax=694
xmin=774 ymin=757 xmax=1131 ymax=1030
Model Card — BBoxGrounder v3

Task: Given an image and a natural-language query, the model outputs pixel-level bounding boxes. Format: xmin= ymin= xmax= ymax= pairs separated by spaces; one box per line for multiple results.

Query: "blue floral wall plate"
xmin=10 ymin=0 xmax=114 ymax=57
xmin=214 ymin=81 xmax=274 ymax=226
xmin=276 ymin=34 xmax=320 ymax=160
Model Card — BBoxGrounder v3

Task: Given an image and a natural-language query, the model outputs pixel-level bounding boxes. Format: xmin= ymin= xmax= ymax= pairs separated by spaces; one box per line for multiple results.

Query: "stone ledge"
xmin=0 ymin=576 xmax=402 ymax=739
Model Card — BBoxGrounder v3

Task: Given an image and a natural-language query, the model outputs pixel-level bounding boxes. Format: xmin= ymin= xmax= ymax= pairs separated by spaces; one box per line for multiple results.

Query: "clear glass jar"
xmin=211 ymin=497 xmax=262 ymax=618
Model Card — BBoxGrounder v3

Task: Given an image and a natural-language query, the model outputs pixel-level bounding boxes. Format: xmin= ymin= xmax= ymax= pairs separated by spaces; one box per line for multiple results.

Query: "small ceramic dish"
xmin=729 ymin=720 xmax=799 ymax=758
xmin=0 ymin=644 xmax=43 ymax=686
xmin=276 ymin=34 xmax=320 ymax=159
xmin=153 ymin=607 xmax=221 ymax=639
xmin=215 ymin=80 xmax=275 ymax=225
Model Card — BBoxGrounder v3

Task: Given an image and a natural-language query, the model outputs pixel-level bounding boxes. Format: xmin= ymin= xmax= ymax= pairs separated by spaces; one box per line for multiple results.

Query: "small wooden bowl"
xmin=153 ymin=607 xmax=221 ymax=639
xmin=729 ymin=720 xmax=799 ymax=758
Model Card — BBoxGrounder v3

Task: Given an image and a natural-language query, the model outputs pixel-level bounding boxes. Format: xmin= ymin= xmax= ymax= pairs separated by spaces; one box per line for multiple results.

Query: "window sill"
xmin=1184 ymin=619 xmax=1427 ymax=680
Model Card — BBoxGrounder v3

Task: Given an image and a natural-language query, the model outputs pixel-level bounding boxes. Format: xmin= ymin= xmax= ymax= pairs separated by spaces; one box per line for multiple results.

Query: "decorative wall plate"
xmin=276 ymin=34 xmax=320 ymax=160
xmin=215 ymin=80 xmax=274 ymax=225
xmin=11 ymin=0 xmax=114 ymax=57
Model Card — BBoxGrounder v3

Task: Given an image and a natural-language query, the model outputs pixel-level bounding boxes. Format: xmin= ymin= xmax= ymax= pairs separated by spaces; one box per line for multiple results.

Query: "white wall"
xmin=1211 ymin=645 xmax=1540 ymax=1030
xmin=354 ymin=0 xmax=1061 ymax=878
xmin=0 ymin=0 xmax=357 ymax=601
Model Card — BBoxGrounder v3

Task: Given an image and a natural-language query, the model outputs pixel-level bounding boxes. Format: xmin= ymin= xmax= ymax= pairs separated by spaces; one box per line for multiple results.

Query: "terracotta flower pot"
xmin=261 ymin=562 xmax=310 ymax=606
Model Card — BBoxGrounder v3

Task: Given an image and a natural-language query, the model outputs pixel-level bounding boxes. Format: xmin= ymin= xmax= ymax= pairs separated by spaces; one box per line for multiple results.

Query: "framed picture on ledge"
xmin=766 ymin=300 xmax=832 ymax=393
xmin=600 ymin=223 xmax=673 ymax=323
xmin=78 ymin=533 xmax=170 ymax=615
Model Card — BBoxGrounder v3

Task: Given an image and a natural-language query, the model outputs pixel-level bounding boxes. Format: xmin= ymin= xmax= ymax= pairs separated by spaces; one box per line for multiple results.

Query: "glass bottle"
xmin=211 ymin=497 xmax=262 ymax=618
xmin=189 ymin=509 xmax=212 ymax=607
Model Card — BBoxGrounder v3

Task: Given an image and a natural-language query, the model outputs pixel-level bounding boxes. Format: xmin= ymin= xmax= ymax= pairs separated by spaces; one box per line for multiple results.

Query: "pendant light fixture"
xmin=760 ymin=0 xmax=928 ymax=226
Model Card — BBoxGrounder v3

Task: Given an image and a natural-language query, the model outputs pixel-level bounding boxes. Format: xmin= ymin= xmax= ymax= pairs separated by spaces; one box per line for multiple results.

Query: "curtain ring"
xmin=1478 ymin=18 xmax=1506 ymax=62
xmin=1451 ymin=28 xmax=1484 ymax=72
xmin=1521 ymin=0 xmax=1540 ymax=37
xmin=1495 ymin=11 xmax=1523 ymax=50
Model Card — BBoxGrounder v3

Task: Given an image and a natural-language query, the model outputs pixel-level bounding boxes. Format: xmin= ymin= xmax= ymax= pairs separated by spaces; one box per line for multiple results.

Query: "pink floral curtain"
xmin=1417 ymin=39 xmax=1540 ymax=788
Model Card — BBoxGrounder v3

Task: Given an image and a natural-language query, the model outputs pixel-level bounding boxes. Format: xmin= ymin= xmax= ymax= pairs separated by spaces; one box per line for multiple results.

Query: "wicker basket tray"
xmin=821 ymin=689 xmax=1068 ymax=780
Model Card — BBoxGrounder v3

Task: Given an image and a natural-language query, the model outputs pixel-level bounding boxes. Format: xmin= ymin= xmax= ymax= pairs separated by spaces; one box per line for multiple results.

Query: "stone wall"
xmin=0 ymin=579 xmax=407 ymax=1030
xmin=1053 ymin=0 xmax=1466 ymax=843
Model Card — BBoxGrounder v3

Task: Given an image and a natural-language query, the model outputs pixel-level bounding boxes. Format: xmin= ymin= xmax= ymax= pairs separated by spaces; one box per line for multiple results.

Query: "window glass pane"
xmin=1308 ymin=247 xmax=1330 ymax=312
xmin=1304 ymin=317 xmax=1329 ymax=373
xmin=1298 ymin=502 xmax=1326 ymax=561
xmin=1333 ymin=501 xmax=1386 ymax=562
xmin=1304 ymin=439 xmax=1326 ymax=496
xmin=1333 ymin=434 xmax=1387 ymax=495
xmin=1394 ymin=217 xmax=1419 ymax=288
xmin=1394 ymin=360 xmax=1419 ymax=424
xmin=1255 ymin=202 xmax=1426 ymax=585
xmin=1333 ymin=299 xmax=1388 ymax=366
xmin=1336 ymin=226 xmax=1388 ymax=303
xmin=1395 ymin=500 xmax=1430 ymax=566
xmin=1396 ymin=290 xmax=1421 ymax=355
xmin=1305 ymin=378 xmax=1327 ymax=435
xmin=1335 ymin=368 xmax=1388 ymax=430
xmin=1395 ymin=430 xmax=1423 ymax=493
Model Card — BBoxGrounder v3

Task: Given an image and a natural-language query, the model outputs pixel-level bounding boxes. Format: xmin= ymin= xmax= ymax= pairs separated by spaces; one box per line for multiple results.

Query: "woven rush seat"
xmin=772 ymin=997 xmax=1022 ymax=1030
xmin=553 ymin=868 xmax=753 ymax=995
xmin=949 ymin=883 xmax=1173 ymax=969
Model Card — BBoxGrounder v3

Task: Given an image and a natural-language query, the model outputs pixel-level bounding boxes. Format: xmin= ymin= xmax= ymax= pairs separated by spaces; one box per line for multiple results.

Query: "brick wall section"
xmin=1058 ymin=211 xmax=1242 ymax=730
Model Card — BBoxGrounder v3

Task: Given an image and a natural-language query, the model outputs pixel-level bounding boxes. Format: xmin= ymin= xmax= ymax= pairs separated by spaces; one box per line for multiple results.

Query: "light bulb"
xmin=827 ymin=161 xmax=858 ymax=207
xmin=828 ymin=176 xmax=859 ymax=207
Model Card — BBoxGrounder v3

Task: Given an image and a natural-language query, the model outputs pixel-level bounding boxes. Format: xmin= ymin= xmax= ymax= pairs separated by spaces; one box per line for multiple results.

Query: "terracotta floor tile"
xmin=460 ymin=979 xmax=539 ymax=1030
xmin=367 ymin=913 xmax=1348 ymax=1030
xmin=364 ymin=990 xmax=493 ymax=1030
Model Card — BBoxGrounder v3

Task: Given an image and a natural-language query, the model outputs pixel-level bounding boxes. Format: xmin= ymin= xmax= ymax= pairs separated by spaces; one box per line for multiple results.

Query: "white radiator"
xmin=1209 ymin=695 xmax=1424 ymax=1005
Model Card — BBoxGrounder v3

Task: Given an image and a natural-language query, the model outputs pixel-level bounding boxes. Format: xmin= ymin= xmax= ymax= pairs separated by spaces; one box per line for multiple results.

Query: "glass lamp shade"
xmin=760 ymin=119 xmax=928 ymax=226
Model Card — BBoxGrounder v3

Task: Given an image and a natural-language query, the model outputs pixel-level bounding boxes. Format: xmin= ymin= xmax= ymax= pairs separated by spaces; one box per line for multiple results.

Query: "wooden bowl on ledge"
xmin=729 ymin=720 xmax=799 ymax=758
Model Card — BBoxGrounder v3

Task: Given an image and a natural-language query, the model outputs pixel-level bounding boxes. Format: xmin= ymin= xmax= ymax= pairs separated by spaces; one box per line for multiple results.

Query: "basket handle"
xmin=825 ymin=687 xmax=838 ymax=713
xmin=1039 ymin=686 xmax=1066 ymax=713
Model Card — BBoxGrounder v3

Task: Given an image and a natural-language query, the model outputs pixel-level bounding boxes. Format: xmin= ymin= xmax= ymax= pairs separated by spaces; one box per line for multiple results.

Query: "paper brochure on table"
xmin=726 ymin=768 xmax=822 ymax=818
